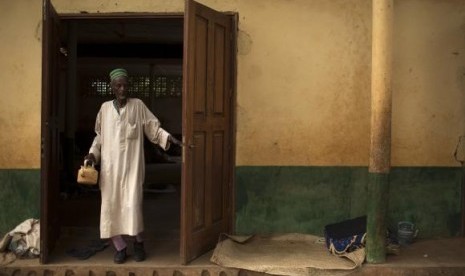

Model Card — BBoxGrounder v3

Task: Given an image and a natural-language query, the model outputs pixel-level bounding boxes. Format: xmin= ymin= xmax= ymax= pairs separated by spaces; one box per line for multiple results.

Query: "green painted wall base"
xmin=0 ymin=166 xmax=461 ymax=240
xmin=366 ymin=173 xmax=389 ymax=263
xmin=235 ymin=166 xmax=368 ymax=234
xmin=0 ymin=169 xmax=40 ymax=235
xmin=236 ymin=166 xmax=461 ymax=238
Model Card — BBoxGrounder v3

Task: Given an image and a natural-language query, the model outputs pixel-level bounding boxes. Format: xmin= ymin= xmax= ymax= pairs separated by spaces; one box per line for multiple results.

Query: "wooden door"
xmin=181 ymin=0 xmax=235 ymax=264
xmin=40 ymin=0 xmax=61 ymax=264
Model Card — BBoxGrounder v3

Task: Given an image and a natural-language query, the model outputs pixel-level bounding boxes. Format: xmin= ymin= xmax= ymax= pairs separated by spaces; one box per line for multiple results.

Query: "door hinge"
xmin=59 ymin=47 xmax=68 ymax=56
xmin=41 ymin=137 xmax=45 ymax=158
xmin=43 ymin=1 xmax=47 ymax=21
xmin=182 ymin=136 xmax=186 ymax=164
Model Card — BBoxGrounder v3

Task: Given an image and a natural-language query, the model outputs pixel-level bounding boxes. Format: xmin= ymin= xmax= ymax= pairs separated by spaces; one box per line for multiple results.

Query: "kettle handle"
xmin=84 ymin=159 xmax=94 ymax=168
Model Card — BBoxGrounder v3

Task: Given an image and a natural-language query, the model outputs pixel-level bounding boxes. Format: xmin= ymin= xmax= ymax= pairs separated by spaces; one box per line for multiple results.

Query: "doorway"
xmin=41 ymin=0 xmax=237 ymax=265
xmin=56 ymin=17 xmax=184 ymax=262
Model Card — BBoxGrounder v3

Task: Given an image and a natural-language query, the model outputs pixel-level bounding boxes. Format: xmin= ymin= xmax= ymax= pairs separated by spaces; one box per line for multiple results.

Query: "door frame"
xmin=41 ymin=0 xmax=61 ymax=264
xmin=41 ymin=11 xmax=237 ymax=263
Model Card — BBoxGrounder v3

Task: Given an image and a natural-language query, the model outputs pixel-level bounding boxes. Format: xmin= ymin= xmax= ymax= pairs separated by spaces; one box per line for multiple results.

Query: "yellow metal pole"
xmin=367 ymin=0 xmax=393 ymax=264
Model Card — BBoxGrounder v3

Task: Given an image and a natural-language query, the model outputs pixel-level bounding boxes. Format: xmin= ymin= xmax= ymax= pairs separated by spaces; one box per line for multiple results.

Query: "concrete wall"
xmin=1 ymin=0 xmax=464 ymax=168
xmin=235 ymin=0 xmax=372 ymax=166
xmin=392 ymin=0 xmax=465 ymax=166
xmin=0 ymin=0 xmax=42 ymax=169
xmin=0 ymin=0 xmax=465 ymax=235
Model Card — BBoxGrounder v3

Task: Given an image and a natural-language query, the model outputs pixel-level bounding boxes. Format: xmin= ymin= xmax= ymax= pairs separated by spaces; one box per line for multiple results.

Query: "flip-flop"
xmin=66 ymin=248 xmax=95 ymax=260
xmin=66 ymin=239 xmax=110 ymax=260
xmin=88 ymin=239 xmax=109 ymax=252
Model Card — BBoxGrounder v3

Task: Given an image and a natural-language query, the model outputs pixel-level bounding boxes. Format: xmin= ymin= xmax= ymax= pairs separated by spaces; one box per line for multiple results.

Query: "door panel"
xmin=213 ymin=24 xmax=226 ymax=115
xmin=194 ymin=16 xmax=208 ymax=115
xmin=193 ymin=132 xmax=206 ymax=230
xmin=40 ymin=0 xmax=61 ymax=264
xmin=181 ymin=0 xmax=234 ymax=264
xmin=212 ymin=131 xmax=224 ymax=222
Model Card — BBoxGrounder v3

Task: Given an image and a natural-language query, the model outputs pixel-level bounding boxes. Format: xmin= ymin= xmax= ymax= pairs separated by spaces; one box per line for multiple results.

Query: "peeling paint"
xmin=237 ymin=30 xmax=252 ymax=55
xmin=35 ymin=20 xmax=41 ymax=42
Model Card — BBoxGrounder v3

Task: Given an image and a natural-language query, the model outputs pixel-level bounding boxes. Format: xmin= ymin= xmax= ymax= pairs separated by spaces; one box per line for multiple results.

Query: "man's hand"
xmin=168 ymin=135 xmax=182 ymax=147
xmin=84 ymin=153 xmax=96 ymax=166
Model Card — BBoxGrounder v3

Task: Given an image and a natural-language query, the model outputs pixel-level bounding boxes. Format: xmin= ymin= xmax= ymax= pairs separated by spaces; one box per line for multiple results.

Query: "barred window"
xmin=83 ymin=77 xmax=112 ymax=97
xmin=129 ymin=76 xmax=151 ymax=98
xmin=82 ymin=74 xmax=182 ymax=98
xmin=154 ymin=76 xmax=183 ymax=98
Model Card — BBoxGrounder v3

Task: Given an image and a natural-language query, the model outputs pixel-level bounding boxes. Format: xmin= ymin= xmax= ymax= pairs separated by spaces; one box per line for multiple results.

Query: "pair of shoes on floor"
xmin=113 ymin=242 xmax=146 ymax=264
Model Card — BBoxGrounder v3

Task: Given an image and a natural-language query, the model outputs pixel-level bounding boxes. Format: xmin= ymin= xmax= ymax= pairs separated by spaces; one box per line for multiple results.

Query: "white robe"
xmin=89 ymin=98 xmax=170 ymax=238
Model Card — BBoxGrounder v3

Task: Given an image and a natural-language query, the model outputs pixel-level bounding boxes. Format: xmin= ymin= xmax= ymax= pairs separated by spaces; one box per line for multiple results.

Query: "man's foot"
xmin=133 ymin=241 xmax=146 ymax=262
xmin=113 ymin=247 xmax=127 ymax=264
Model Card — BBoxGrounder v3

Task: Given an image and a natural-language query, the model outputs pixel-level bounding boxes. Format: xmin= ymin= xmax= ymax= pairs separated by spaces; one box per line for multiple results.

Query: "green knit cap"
xmin=109 ymin=68 xmax=128 ymax=81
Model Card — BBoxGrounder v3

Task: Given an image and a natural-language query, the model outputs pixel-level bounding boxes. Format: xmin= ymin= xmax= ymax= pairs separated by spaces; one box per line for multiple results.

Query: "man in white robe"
xmin=85 ymin=68 xmax=181 ymax=264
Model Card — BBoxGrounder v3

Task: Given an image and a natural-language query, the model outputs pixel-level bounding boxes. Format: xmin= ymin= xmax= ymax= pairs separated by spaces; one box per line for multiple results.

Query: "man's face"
xmin=111 ymin=77 xmax=129 ymax=101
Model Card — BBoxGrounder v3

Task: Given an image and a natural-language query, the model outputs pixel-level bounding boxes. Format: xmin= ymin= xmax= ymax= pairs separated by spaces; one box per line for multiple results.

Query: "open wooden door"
xmin=181 ymin=0 xmax=235 ymax=264
xmin=40 ymin=0 xmax=61 ymax=264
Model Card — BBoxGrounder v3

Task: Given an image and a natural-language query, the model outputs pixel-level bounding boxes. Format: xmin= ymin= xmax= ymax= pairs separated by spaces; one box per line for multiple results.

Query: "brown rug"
xmin=210 ymin=233 xmax=365 ymax=276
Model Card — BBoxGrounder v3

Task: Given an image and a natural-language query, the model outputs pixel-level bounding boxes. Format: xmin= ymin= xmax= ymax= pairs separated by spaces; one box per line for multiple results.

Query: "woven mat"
xmin=0 ymin=252 xmax=16 ymax=267
xmin=210 ymin=233 xmax=365 ymax=276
